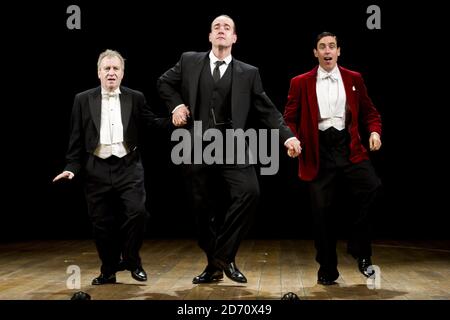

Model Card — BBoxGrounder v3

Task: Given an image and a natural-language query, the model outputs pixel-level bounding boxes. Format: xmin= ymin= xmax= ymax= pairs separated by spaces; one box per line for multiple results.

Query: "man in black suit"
xmin=158 ymin=15 xmax=301 ymax=284
xmin=53 ymin=49 xmax=168 ymax=285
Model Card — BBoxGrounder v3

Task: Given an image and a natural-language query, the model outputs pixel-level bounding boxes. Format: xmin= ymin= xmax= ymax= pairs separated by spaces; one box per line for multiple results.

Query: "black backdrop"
xmin=2 ymin=0 xmax=448 ymax=241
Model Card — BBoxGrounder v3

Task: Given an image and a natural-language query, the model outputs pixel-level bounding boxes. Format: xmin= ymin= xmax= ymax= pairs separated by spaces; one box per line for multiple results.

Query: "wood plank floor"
xmin=0 ymin=239 xmax=449 ymax=300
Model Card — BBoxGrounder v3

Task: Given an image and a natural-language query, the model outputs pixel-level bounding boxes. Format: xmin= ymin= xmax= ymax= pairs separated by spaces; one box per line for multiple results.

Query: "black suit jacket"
xmin=64 ymin=86 xmax=167 ymax=175
xmin=157 ymin=51 xmax=294 ymax=141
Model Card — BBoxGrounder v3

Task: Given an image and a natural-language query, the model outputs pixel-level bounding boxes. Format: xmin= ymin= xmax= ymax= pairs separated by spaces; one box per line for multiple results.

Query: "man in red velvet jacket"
xmin=283 ymin=32 xmax=382 ymax=285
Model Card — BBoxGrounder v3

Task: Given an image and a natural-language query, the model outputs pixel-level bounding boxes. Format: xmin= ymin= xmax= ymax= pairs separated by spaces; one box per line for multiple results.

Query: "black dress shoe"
xmin=317 ymin=267 xmax=339 ymax=285
xmin=357 ymin=257 xmax=375 ymax=278
xmin=214 ymin=260 xmax=247 ymax=283
xmin=281 ymin=292 xmax=300 ymax=300
xmin=91 ymin=273 xmax=116 ymax=285
xmin=192 ymin=266 xmax=224 ymax=284
xmin=71 ymin=291 xmax=91 ymax=300
xmin=131 ymin=266 xmax=147 ymax=281
xmin=317 ymin=275 xmax=338 ymax=285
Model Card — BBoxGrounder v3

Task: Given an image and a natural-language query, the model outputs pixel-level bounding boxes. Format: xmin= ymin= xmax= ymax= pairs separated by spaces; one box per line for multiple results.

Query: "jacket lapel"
xmin=339 ymin=66 xmax=356 ymax=113
xmin=231 ymin=59 xmax=244 ymax=121
xmin=88 ymin=87 xmax=102 ymax=133
xmin=306 ymin=66 xmax=319 ymax=124
xmin=188 ymin=52 xmax=208 ymax=116
xmin=120 ymin=87 xmax=132 ymax=133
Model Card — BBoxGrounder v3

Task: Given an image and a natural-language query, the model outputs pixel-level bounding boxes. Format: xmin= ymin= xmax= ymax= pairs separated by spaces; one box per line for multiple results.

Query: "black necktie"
xmin=213 ymin=61 xmax=225 ymax=82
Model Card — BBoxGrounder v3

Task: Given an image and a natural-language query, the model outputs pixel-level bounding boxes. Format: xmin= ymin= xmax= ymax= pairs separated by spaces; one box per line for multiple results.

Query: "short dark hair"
xmin=211 ymin=14 xmax=236 ymax=33
xmin=315 ymin=32 xmax=338 ymax=48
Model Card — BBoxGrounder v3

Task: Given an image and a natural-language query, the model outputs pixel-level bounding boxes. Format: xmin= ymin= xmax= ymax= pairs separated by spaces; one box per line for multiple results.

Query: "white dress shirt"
xmin=316 ymin=66 xmax=347 ymax=131
xmin=209 ymin=51 xmax=232 ymax=78
xmin=94 ymin=88 xmax=128 ymax=159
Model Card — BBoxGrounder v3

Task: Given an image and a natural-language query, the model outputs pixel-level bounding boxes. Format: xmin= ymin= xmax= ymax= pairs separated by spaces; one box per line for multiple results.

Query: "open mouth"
xmin=324 ymin=57 xmax=332 ymax=61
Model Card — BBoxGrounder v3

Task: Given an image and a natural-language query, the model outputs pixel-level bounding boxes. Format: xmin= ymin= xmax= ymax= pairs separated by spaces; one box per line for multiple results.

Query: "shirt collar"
xmin=318 ymin=65 xmax=340 ymax=79
xmin=101 ymin=87 xmax=121 ymax=96
xmin=209 ymin=51 xmax=232 ymax=65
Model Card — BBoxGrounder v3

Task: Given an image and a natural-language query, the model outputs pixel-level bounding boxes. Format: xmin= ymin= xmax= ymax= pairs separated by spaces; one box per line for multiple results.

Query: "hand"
xmin=172 ymin=105 xmax=190 ymax=127
xmin=369 ymin=132 xmax=382 ymax=151
xmin=285 ymin=138 xmax=302 ymax=158
xmin=53 ymin=171 xmax=74 ymax=182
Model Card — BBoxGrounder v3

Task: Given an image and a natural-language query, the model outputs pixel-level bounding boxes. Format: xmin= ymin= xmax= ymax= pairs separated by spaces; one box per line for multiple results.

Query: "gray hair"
xmin=97 ymin=49 xmax=125 ymax=70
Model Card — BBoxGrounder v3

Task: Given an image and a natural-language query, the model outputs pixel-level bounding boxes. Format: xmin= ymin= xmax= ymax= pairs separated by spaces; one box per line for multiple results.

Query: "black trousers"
xmin=184 ymin=164 xmax=260 ymax=265
xmin=84 ymin=151 xmax=148 ymax=275
xmin=309 ymin=128 xmax=381 ymax=270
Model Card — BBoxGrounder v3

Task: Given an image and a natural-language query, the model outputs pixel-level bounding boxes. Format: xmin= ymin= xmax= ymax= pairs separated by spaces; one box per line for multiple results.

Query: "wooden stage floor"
xmin=0 ymin=239 xmax=449 ymax=300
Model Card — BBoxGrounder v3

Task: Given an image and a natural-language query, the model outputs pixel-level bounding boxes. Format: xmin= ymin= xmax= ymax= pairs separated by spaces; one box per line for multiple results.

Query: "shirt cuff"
xmin=64 ymin=171 xmax=75 ymax=179
xmin=172 ymin=104 xmax=185 ymax=113
xmin=284 ymin=137 xmax=298 ymax=146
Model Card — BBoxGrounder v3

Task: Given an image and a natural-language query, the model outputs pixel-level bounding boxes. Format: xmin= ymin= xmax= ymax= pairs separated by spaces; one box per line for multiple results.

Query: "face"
xmin=209 ymin=16 xmax=237 ymax=49
xmin=314 ymin=36 xmax=340 ymax=72
xmin=97 ymin=56 xmax=124 ymax=92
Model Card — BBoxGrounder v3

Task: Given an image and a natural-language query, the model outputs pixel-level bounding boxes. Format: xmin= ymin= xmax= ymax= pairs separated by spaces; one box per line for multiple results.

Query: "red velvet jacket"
xmin=283 ymin=66 xmax=382 ymax=181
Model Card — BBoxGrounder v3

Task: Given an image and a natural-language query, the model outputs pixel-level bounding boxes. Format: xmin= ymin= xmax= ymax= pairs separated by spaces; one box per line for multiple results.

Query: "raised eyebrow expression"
xmin=213 ymin=23 xmax=232 ymax=31
xmin=318 ymin=42 xmax=337 ymax=50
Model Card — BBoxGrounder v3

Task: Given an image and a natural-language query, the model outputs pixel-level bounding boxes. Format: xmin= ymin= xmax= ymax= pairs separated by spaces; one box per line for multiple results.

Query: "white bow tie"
xmin=321 ymin=72 xmax=338 ymax=81
xmin=103 ymin=92 xmax=119 ymax=98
